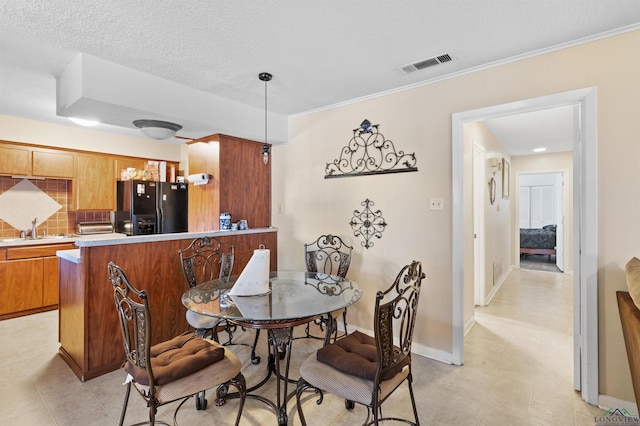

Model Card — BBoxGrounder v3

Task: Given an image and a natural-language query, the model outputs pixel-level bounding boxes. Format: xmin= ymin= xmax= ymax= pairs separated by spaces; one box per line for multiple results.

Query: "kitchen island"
xmin=57 ymin=227 xmax=277 ymax=381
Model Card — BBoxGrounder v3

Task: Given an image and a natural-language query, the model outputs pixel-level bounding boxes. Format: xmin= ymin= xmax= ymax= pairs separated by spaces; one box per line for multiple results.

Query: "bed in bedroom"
xmin=520 ymin=224 xmax=557 ymax=258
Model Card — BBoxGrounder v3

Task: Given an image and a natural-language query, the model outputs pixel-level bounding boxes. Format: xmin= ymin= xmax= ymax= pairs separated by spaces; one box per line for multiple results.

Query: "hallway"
xmin=462 ymin=267 xmax=595 ymax=424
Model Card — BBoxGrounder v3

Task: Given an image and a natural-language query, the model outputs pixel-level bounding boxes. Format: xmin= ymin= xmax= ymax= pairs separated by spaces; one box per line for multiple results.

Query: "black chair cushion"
xmin=316 ymin=330 xmax=410 ymax=381
xmin=125 ymin=332 xmax=225 ymax=386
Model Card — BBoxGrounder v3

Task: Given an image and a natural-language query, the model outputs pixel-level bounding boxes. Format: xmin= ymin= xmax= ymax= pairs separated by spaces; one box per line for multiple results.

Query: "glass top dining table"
xmin=181 ymin=270 xmax=362 ymax=426
xmin=181 ymin=270 xmax=362 ymax=325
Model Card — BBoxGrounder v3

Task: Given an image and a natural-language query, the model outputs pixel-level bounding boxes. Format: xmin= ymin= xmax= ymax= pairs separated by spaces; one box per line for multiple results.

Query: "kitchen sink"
xmin=0 ymin=238 xmax=22 ymax=242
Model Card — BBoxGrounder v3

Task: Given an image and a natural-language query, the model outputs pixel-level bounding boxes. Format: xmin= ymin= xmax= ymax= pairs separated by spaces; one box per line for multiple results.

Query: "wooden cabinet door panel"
xmin=33 ymin=150 xmax=75 ymax=178
xmin=0 ymin=145 xmax=31 ymax=175
xmin=43 ymin=256 xmax=59 ymax=306
xmin=0 ymin=258 xmax=43 ymax=315
xmin=75 ymin=154 xmax=115 ymax=210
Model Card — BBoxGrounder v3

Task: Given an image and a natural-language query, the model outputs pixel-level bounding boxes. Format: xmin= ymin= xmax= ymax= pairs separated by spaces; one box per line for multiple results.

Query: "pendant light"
xmin=259 ymin=72 xmax=272 ymax=165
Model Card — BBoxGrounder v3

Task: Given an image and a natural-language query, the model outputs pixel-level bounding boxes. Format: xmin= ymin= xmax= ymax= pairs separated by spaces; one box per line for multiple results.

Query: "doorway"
xmin=452 ymin=87 xmax=598 ymax=405
xmin=519 ymin=171 xmax=566 ymax=273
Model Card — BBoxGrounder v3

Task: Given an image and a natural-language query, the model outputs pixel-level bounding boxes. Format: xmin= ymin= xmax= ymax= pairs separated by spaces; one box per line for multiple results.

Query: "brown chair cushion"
xmin=316 ymin=330 xmax=410 ymax=381
xmin=125 ymin=332 xmax=225 ymax=386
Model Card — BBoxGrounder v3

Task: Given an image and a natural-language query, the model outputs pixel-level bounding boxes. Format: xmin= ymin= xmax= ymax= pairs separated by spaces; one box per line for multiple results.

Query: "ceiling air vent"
xmin=401 ymin=53 xmax=452 ymax=74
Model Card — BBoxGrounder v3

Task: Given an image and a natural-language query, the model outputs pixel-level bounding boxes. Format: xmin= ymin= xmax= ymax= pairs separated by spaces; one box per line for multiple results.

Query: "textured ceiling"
xmin=1 ymin=1 xmax=640 ymax=146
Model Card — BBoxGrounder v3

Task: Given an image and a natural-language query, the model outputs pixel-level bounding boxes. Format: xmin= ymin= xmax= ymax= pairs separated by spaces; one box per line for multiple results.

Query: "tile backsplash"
xmin=0 ymin=177 xmax=110 ymax=238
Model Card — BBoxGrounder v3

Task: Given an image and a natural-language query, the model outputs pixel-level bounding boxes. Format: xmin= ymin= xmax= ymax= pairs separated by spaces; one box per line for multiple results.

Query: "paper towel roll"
xmin=228 ymin=248 xmax=270 ymax=296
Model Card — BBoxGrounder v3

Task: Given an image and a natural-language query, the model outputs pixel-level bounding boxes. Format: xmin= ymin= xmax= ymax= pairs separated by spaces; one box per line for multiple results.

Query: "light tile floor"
xmin=0 ymin=268 xmax=606 ymax=425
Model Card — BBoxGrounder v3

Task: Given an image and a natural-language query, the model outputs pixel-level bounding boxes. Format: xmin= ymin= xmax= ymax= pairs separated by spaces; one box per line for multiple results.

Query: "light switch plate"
xmin=430 ymin=198 xmax=444 ymax=211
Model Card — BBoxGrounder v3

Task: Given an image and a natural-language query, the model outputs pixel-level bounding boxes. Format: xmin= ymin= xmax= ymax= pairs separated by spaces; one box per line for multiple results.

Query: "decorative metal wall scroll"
xmin=325 ymin=119 xmax=418 ymax=178
xmin=349 ymin=198 xmax=387 ymax=249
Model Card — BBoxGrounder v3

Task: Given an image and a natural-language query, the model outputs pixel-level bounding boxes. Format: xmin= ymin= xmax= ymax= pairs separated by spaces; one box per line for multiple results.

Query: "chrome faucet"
xmin=31 ymin=217 xmax=38 ymax=239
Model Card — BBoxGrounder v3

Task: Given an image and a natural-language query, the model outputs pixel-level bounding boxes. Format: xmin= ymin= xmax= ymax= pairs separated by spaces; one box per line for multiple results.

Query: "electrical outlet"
xmin=430 ymin=198 xmax=444 ymax=211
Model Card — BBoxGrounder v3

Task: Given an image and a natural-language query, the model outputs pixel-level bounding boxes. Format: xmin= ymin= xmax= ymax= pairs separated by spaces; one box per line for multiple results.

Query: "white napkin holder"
xmin=228 ymin=247 xmax=270 ymax=296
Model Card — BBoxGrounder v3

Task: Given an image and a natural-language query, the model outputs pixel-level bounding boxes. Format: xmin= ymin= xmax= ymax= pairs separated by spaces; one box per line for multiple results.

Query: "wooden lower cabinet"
xmin=0 ymin=258 xmax=43 ymax=315
xmin=0 ymin=243 xmax=74 ymax=319
xmin=43 ymin=256 xmax=60 ymax=306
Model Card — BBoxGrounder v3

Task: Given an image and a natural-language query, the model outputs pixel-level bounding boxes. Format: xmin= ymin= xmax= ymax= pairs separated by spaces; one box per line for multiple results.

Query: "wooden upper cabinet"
xmin=0 ymin=141 xmax=179 ymax=210
xmin=74 ymin=154 xmax=115 ymax=210
xmin=0 ymin=145 xmax=31 ymax=175
xmin=32 ymin=150 xmax=74 ymax=178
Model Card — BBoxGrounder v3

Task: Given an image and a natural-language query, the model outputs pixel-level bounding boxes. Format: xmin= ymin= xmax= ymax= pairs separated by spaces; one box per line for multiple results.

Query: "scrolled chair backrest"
xmin=107 ymin=261 xmax=155 ymax=387
xmin=179 ymin=236 xmax=235 ymax=288
xmin=304 ymin=234 xmax=353 ymax=278
xmin=374 ymin=260 xmax=425 ymax=382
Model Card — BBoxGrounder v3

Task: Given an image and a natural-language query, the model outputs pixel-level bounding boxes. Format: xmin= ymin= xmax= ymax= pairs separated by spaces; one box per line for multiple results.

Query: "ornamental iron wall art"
xmin=349 ymin=198 xmax=387 ymax=249
xmin=325 ymin=119 xmax=418 ymax=179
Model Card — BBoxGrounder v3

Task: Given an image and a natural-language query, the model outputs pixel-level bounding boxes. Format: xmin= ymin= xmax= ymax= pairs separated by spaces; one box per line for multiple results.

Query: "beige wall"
xmin=463 ymin=121 xmax=512 ymax=312
xmin=274 ymin=29 xmax=640 ymax=403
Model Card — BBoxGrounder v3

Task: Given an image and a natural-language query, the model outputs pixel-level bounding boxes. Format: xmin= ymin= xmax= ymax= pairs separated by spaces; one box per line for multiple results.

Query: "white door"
xmin=473 ymin=143 xmax=486 ymax=306
xmin=555 ymin=173 xmax=564 ymax=272
xmin=519 ymin=186 xmax=530 ymax=228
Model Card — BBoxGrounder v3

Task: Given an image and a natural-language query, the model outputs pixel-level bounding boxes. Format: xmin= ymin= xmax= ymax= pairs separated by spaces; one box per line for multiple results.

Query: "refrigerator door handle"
xmin=156 ymin=207 xmax=163 ymax=234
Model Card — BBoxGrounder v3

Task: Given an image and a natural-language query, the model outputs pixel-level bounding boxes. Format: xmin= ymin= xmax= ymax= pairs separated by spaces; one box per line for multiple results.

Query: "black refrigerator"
xmin=115 ymin=180 xmax=188 ymax=235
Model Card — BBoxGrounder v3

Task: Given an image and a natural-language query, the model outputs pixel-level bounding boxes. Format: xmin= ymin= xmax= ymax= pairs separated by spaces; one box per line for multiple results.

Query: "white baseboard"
xmin=486 ymin=265 xmax=512 ymax=304
xmin=347 ymin=324 xmax=454 ymax=365
xmin=411 ymin=341 xmax=454 ymax=364
xmin=598 ymin=394 xmax=639 ymax=416
xmin=464 ymin=314 xmax=476 ymax=336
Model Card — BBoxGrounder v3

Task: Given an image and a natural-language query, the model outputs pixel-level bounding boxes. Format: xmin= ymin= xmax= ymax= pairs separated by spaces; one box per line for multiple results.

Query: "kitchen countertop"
xmin=73 ymin=227 xmax=278 ymax=247
xmin=1 ymin=227 xmax=278 ymax=249
xmin=57 ymin=248 xmax=82 ymax=263
xmin=54 ymin=228 xmax=278 ymax=263
xmin=0 ymin=233 xmax=126 ymax=248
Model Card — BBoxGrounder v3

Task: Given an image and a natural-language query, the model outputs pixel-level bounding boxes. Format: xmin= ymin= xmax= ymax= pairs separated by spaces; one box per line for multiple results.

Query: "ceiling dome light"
xmin=133 ymin=119 xmax=182 ymax=140
xmin=533 ymin=147 xmax=547 ymax=153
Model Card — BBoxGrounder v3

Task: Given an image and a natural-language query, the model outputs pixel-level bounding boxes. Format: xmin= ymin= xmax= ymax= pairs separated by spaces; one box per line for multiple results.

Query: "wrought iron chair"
xmin=179 ymin=236 xmax=260 ymax=364
xmin=303 ymin=234 xmax=353 ymax=342
xmin=108 ymin=261 xmax=246 ymax=426
xmin=296 ymin=261 xmax=424 ymax=426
